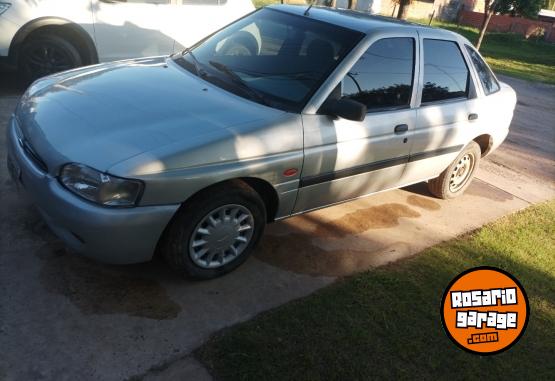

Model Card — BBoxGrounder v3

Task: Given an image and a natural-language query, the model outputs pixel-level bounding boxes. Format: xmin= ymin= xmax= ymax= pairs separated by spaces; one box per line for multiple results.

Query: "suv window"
xmin=342 ymin=38 xmax=414 ymax=112
xmin=465 ymin=45 xmax=500 ymax=95
xmin=422 ymin=39 xmax=469 ymax=103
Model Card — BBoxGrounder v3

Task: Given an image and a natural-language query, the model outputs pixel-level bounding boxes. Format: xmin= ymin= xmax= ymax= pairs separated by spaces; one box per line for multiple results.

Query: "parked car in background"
xmin=7 ymin=5 xmax=516 ymax=279
xmin=0 ymin=0 xmax=254 ymax=81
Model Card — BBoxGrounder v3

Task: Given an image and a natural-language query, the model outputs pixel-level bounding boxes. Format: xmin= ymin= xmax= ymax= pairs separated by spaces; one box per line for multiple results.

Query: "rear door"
xmin=295 ymin=35 xmax=419 ymax=213
xmin=92 ymin=0 xmax=176 ymax=62
xmin=401 ymin=36 xmax=480 ymax=185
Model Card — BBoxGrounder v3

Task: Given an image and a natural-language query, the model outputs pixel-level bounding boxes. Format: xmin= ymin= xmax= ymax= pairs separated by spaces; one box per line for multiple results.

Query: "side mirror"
xmin=320 ymin=98 xmax=367 ymax=122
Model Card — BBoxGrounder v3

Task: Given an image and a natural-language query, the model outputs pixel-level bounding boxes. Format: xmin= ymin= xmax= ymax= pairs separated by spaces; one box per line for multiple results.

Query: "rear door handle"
xmin=468 ymin=113 xmax=479 ymax=121
xmin=394 ymin=124 xmax=408 ymax=134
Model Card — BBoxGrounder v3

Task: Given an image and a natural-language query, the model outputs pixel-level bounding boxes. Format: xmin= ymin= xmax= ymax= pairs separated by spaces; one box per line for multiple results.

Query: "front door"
xmin=92 ymin=0 xmax=176 ymax=62
xmin=294 ymin=36 xmax=418 ymax=213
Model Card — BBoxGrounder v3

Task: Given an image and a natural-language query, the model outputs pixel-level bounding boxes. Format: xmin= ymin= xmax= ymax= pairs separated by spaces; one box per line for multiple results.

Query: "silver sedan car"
xmin=7 ymin=5 xmax=516 ymax=279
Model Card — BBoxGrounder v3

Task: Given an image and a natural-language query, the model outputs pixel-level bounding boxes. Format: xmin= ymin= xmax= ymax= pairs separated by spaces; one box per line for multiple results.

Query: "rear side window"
xmin=465 ymin=45 xmax=500 ymax=95
xmin=422 ymin=39 xmax=469 ymax=103
xmin=342 ymin=37 xmax=414 ymax=112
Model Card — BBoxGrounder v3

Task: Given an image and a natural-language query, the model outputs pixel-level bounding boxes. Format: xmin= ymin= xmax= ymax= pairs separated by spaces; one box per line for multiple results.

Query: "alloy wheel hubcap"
xmin=189 ymin=204 xmax=254 ymax=269
xmin=449 ymin=153 xmax=475 ymax=192
xmin=25 ymin=45 xmax=74 ymax=77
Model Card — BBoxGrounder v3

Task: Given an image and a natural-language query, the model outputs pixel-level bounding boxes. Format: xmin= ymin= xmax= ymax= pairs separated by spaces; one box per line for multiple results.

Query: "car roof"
xmin=268 ymin=4 xmax=466 ymax=42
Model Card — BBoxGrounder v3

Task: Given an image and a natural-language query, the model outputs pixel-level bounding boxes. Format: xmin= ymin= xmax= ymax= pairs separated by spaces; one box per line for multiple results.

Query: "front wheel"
xmin=19 ymin=34 xmax=83 ymax=82
xmin=427 ymin=141 xmax=481 ymax=199
xmin=162 ymin=181 xmax=266 ymax=279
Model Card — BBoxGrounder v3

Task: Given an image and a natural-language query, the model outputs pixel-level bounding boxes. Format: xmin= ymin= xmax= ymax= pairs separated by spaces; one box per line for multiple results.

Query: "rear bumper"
xmin=489 ymin=127 xmax=509 ymax=155
xmin=6 ymin=115 xmax=180 ymax=264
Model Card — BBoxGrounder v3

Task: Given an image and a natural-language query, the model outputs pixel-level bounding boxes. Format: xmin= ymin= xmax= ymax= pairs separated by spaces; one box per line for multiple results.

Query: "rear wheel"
xmin=427 ymin=141 xmax=481 ymax=199
xmin=20 ymin=34 xmax=83 ymax=82
xmin=162 ymin=181 xmax=266 ymax=279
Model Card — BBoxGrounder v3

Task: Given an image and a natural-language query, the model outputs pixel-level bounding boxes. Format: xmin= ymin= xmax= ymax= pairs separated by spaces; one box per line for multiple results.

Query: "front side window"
xmin=342 ymin=37 xmax=414 ymax=112
xmin=422 ymin=39 xmax=469 ymax=103
xmin=174 ymin=8 xmax=364 ymax=112
xmin=465 ymin=45 xmax=500 ymax=95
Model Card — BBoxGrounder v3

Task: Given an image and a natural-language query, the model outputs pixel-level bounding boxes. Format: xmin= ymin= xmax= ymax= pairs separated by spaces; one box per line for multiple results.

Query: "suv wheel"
xmin=162 ymin=181 xmax=266 ymax=279
xmin=427 ymin=141 xmax=481 ymax=199
xmin=20 ymin=34 xmax=83 ymax=82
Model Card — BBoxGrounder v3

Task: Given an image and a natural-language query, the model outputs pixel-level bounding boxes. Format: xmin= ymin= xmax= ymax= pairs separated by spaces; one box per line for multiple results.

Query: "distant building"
xmin=313 ymin=0 xmax=381 ymax=14
xmin=378 ymin=0 xmax=467 ymax=21
xmin=312 ymin=0 xmax=467 ymax=21
xmin=296 ymin=0 xmax=555 ymax=23
xmin=538 ymin=9 xmax=555 ymax=22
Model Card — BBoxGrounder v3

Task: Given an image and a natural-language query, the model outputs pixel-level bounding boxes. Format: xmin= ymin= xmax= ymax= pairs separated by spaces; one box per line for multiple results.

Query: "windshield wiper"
xmin=181 ymin=48 xmax=205 ymax=77
xmin=208 ymin=60 xmax=270 ymax=107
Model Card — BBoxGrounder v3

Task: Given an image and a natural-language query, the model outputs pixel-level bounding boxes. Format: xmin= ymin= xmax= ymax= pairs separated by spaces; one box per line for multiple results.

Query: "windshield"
xmin=174 ymin=8 xmax=364 ymax=113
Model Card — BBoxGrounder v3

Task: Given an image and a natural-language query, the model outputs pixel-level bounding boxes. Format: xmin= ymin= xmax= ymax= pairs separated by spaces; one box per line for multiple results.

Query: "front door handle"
xmin=468 ymin=113 xmax=479 ymax=121
xmin=394 ymin=124 xmax=408 ymax=134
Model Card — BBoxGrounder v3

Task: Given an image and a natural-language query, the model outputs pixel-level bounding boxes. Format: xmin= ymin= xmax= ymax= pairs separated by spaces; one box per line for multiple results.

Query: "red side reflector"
xmin=283 ymin=168 xmax=298 ymax=177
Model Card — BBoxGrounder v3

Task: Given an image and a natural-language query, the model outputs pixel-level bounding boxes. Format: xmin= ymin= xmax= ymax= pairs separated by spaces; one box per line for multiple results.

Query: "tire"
xmin=20 ymin=34 xmax=83 ymax=83
xmin=427 ymin=141 xmax=481 ymax=199
xmin=162 ymin=181 xmax=266 ymax=280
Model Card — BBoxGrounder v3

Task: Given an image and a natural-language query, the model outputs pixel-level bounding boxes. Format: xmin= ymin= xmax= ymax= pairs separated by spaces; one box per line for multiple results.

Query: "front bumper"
xmin=6 ymin=115 xmax=180 ymax=264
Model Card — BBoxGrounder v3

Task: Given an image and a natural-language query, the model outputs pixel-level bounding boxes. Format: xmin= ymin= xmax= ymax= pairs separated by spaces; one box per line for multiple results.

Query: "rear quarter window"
xmin=465 ymin=45 xmax=500 ymax=95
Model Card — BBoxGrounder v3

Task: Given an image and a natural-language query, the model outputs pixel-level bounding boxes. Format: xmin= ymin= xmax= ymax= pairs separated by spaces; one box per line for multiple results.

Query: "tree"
xmin=396 ymin=0 xmax=411 ymax=19
xmin=496 ymin=0 xmax=544 ymax=17
xmin=475 ymin=0 xmax=544 ymax=50
xmin=475 ymin=0 xmax=494 ymax=50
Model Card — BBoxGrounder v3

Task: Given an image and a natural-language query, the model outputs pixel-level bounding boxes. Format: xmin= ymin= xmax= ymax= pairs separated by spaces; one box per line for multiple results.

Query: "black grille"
xmin=19 ymin=137 xmax=48 ymax=173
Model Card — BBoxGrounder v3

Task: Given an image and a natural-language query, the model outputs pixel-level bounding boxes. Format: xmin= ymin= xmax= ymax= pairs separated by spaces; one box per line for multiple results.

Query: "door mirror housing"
xmin=320 ymin=98 xmax=367 ymax=122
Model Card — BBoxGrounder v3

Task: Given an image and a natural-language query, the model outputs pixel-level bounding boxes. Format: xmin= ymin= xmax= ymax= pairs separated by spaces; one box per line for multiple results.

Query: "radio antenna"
xmin=304 ymin=1 xmax=315 ymax=16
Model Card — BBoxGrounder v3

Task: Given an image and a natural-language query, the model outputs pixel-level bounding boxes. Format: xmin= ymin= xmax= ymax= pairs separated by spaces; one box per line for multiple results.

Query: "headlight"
xmin=0 ymin=3 xmax=10 ymax=16
xmin=60 ymin=163 xmax=144 ymax=207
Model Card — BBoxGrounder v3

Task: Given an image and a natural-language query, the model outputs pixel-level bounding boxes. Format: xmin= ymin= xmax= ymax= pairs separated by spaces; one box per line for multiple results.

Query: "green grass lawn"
xmin=198 ymin=201 xmax=555 ymax=380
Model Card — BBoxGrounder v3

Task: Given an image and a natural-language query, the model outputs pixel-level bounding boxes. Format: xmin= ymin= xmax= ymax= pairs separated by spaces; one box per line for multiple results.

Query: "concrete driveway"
xmin=0 ymin=73 xmax=553 ymax=380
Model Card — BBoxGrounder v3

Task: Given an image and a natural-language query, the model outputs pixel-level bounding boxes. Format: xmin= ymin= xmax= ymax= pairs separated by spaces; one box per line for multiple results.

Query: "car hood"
xmin=16 ymin=56 xmax=283 ymax=174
